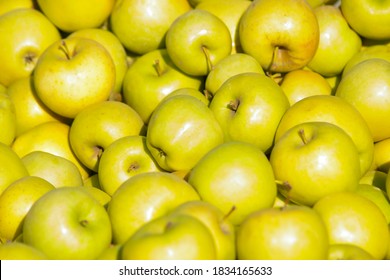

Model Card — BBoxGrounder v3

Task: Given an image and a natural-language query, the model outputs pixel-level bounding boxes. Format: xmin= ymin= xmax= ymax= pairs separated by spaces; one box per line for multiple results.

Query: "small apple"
xmin=355 ymin=184 xmax=390 ymax=224
xmin=0 ymin=92 xmax=16 ymax=145
xmin=328 ymin=244 xmax=374 ymax=260
xmin=372 ymin=138 xmax=390 ymax=173
xmin=0 ymin=242 xmax=47 ymax=260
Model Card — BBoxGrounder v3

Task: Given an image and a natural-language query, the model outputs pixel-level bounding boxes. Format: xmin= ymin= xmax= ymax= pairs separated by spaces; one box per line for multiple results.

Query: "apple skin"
xmin=0 ymin=92 xmax=16 ymax=145
xmin=270 ymin=121 xmax=361 ymax=206
xmin=372 ymin=138 xmax=390 ymax=173
xmin=0 ymin=242 xmax=47 ymax=260
xmin=236 ymin=205 xmax=329 ymax=260
xmin=188 ymin=141 xmax=277 ymax=226
xmin=239 ymin=0 xmax=319 ymax=73
xmin=385 ymin=171 xmax=390 ymax=201
xmin=33 ymin=37 xmax=116 ymax=119
xmin=0 ymin=0 xmax=34 ymax=17
xmin=23 ymin=187 xmax=112 ymax=260
xmin=313 ymin=191 xmax=389 ymax=260
xmin=107 ymin=171 xmax=200 ymax=244
xmin=163 ymin=88 xmax=210 ymax=106
xmin=209 ymin=72 xmax=289 ymax=153
xmin=356 ymin=184 xmax=390 ymax=224
xmin=328 ymin=244 xmax=374 ymax=260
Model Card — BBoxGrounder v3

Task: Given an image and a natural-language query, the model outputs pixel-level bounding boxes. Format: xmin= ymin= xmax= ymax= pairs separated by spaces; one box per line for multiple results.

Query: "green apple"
xmin=146 ymin=95 xmax=224 ymax=172
xmin=356 ymin=184 xmax=390 ymax=224
xmin=360 ymin=170 xmax=387 ymax=191
xmin=328 ymin=244 xmax=374 ymax=260
xmin=23 ymin=187 xmax=112 ymax=260
xmin=107 ymin=171 xmax=200 ymax=244
xmin=307 ymin=5 xmax=362 ymax=77
xmin=335 ymin=58 xmax=390 ymax=142
xmin=69 ymin=101 xmax=144 ymax=172
xmin=37 ymin=0 xmax=115 ymax=32
xmin=188 ymin=141 xmax=276 ymax=226
xmin=0 ymin=92 xmax=16 ymax=145
xmin=205 ymin=53 xmax=264 ymax=97
xmin=121 ymin=214 xmax=216 ymax=260
xmin=33 ymin=37 xmax=116 ymax=119
xmin=21 ymin=151 xmax=83 ymax=188
xmin=0 ymin=8 xmax=61 ymax=87
xmin=0 ymin=0 xmax=34 ymax=17
xmin=236 ymin=205 xmax=329 ymax=260
xmin=98 ymin=135 xmax=162 ymax=196
xmin=165 ymin=9 xmax=232 ymax=76
xmin=341 ymin=0 xmax=390 ymax=40
xmin=209 ymin=72 xmax=289 ymax=153
xmin=168 ymin=200 xmax=236 ymax=260
xmin=372 ymin=138 xmax=390 ymax=173
xmin=122 ymin=49 xmax=203 ymax=123
xmin=163 ymin=88 xmax=210 ymax=106
xmin=270 ymin=122 xmax=361 ymax=206
xmin=280 ymin=69 xmax=332 ymax=105
xmin=110 ymin=0 xmax=191 ymax=55
xmin=239 ymin=0 xmax=319 ymax=73
xmin=313 ymin=191 xmax=389 ymax=260
xmin=275 ymin=95 xmax=374 ymax=176
xmin=0 ymin=176 xmax=54 ymax=242
xmin=0 ymin=242 xmax=47 ymax=260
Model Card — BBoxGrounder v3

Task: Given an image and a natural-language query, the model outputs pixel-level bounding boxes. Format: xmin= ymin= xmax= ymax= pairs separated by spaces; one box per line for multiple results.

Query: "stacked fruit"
xmin=0 ymin=0 xmax=390 ymax=260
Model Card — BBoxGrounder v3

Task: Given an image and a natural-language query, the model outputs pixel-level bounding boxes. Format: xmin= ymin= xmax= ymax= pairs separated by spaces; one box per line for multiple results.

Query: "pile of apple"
xmin=1 ymin=0 xmax=390 ymax=261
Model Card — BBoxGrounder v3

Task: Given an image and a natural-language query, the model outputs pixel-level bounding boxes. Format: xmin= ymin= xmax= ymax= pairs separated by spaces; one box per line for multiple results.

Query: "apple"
xmin=0 ymin=0 xmax=34 ymax=17
xmin=69 ymin=101 xmax=144 ymax=172
xmin=341 ymin=0 xmax=390 ymax=40
xmin=163 ymin=88 xmax=210 ymax=106
xmin=83 ymin=186 xmax=111 ymax=208
xmin=328 ymin=244 xmax=374 ymax=260
xmin=23 ymin=186 xmax=112 ymax=260
xmin=37 ymin=0 xmax=115 ymax=32
xmin=307 ymin=5 xmax=362 ymax=77
xmin=110 ymin=0 xmax=192 ymax=55
xmin=275 ymin=95 xmax=374 ymax=176
xmin=21 ymin=151 xmax=83 ymax=188
xmin=83 ymin=174 xmax=101 ymax=189
xmin=372 ymin=138 xmax=390 ymax=173
xmin=209 ymin=72 xmax=289 ymax=153
xmin=313 ymin=191 xmax=389 ymax=260
xmin=0 ymin=8 xmax=61 ymax=87
xmin=280 ymin=69 xmax=332 ymax=105
xmin=385 ymin=171 xmax=390 ymax=201
xmin=236 ymin=205 xmax=329 ymax=260
xmin=387 ymin=226 xmax=390 ymax=260
xmin=165 ymin=9 xmax=232 ymax=76
xmin=146 ymin=95 xmax=224 ymax=172
xmin=306 ymin=0 xmax=338 ymax=8
xmin=0 ymin=176 xmax=55 ymax=242
xmin=98 ymin=135 xmax=162 ymax=196
xmin=107 ymin=171 xmax=200 ymax=244
xmin=97 ymin=244 xmax=122 ymax=260
xmin=0 ymin=242 xmax=47 ymax=260
xmin=122 ymin=49 xmax=203 ymax=124
xmin=270 ymin=122 xmax=361 ymax=206
xmin=0 ymin=92 xmax=16 ymax=145
xmin=120 ymin=214 xmax=216 ymax=260
xmin=360 ymin=170 xmax=388 ymax=191
xmin=188 ymin=141 xmax=277 ymax=226
xmin=356 ymin=184 xmax=390 ymax=224
xmin=238 ymin=0 xmax=319 ymax=73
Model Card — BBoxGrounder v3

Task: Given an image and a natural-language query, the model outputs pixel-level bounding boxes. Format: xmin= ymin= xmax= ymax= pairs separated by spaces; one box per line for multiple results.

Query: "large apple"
xmin=0 ymin=92 xmax=16 ymax=145
xmin=33 ymin=37 xmax=116 ymax=119
xmin=23 ymin=187 xmax=112 ymax=260
xmin=239 ymin=0 xmax=319 ymax=73
xmin=209 ymin=72 xmax=289 ymax=153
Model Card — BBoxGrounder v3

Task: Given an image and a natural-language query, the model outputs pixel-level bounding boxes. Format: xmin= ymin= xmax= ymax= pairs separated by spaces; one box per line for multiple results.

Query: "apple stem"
xmin=79 ymin=220 xmax=88 ymax=227
xmin=298 ymin=129 xmax=308 ymax=145
xmin=276 ymin=180 xmax=293 ymax=210
xmin=58 ymin=40 xmax=71 ymax=60
xmin=266 ymin=46 xmax=280 ymax=76
xmin=227 ymin=99 xmax=240 ymax=112
xmin=201 ymin=45 xmax=213 ymax=73
xmin=153 ymin=59 xmax=163 ymax=77
xmin=203 ymin=89 xmax=213 ymax=103
xmin=222 ymin=205 xmax=236 ymax=222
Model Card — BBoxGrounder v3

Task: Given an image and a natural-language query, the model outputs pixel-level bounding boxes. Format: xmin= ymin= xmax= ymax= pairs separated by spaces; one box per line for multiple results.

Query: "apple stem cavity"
xmin=79 ymin=219 xmax=88 ymax=227
xmin=58 ymin=40 xmax=71 ymax=60
xmin=23 ymin=52 xmax=37 ymax=70
xmin=201 ymin=45 xmax=213 ymax=73
xmin=298 ymin=129 xmax=308 ymax=145
xmin=127 ymin=162 xmax=140 ymax=173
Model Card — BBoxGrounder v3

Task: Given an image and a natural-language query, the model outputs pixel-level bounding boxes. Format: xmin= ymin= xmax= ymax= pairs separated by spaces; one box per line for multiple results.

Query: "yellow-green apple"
xmin=270 ymin=122 xmax=361 ymax=206
xmin=107 ymin=171 xmax=200 ymax=244
xmin=335 ymin=58 xmax=390 ymax=142
xmin=83 ymin=174 xmax=101 ymax=189
xmin=146 ymin=95 xmax=224 ymax=172
xmin=236 ymin=205 xmax=329 ymax=260
xmin=11 ymin=121 xmax=90 ymax=180
xmin=275 ymin=95 xmax=374 ymax=175
xmin=386 ymin=171 xmax=390 ymax=201
xmin=196 ymin=0 xmax=252 ymax=53
xmin=356 ymin=184 xmax=390 ymax=224
xmin=209 ymin=73 xmax=289 ymax=153
xmin=33 ymin=37 xmax=116 ymax=119
xmin=307 ymin=5 xmax=362 ymax=77
xmin=0 ymin=92 xmax=16 ymax=145
xmin=163 ymin=88 xmax=210 ymax=106
xmin=7 ymin=76 xmax=66 ymax=136
xmin=239 ymin=0 xmax=319 ymax=73
xmin=69 ymin=101 xmax=144 ymax=172
xmin=325 ymin=74 xmax=341 ymax=95
xmin=372 ymin=138 xmax=390 ymax=173
xmin=0 ymin=8 xmax=61 ymax=86
xmin=97 ymin=244 xmax=122 ymax=260
xmin=0 ymin=176 xmax=54 ymax=242
xmin=360 ymin=170 xmax=387 ymax=191
xmin=67 ymin=28 xmax=128 ymax=94
xmin=205 ymin=53 xmax=264 ymax=97
xmin=83 ymin=186 xmax=111 ymax=207
xmin=313 ymin=191 xmax=389 ymax=260
xmin=328 ymin=244 xmax=374 ymax=260
xmin=188 ymin=0 xmax=210 ymax=7
xmin=21 ymin=151 xmax=83 ymax=188
xmin=120 ymin=214 xmax=216 ymax=260
xmin=341 ymin=0 xmax=390 ymax=40
xmin=109 ymin=0 xmax=192 ymax=55
xmin=98 ymin=135 xmax=162 ymax=196
xmin=122 ymin=49 xmax=203 ymax=123
xmin=165 ymin=9 xmax=232 ymax=76
xmin=0 ymin=242 xmax=47 ymax=260
xmin=0 ymin=0 xmax=34 ymax=16
xmin=36 ymin=0 xmax=115 ymax=32
xmin=280 ymin=69 xmax=332 ymax=105
xmin=188 ymin=141 xmax=276 ymax=226
xmin=168 ymin=200 xmax=236 ymax=260
xmin=306 ymin=0 xmax=338 ymax=8
xmin=23 ymin=187 xmax=112 ymax=260
xmin=0 ymin=142 xmax=29 ymax=195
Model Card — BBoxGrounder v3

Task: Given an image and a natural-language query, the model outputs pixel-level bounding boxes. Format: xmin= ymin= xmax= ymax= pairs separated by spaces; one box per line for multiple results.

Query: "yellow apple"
xmin=163 ymin=88 xmax=210 ymax=106
xmin=372 ymin=138 xmax=390 ymax=173
xmin=0 ymin=242 xmax=47 ymax=260
xmin=0 ymin=92 xmax=16 ymax=145
xmin=97 ymin=244 xmax=121 ymax=260
xmin=328 ymin=244 xmax=374 ymax=260
xmin=306 ymin=0 xmax=338 ymax=8
xmin=360 ymin=170 xmax=388 ymax=191
xmin=356 ymin=184 xmax=390 ymax=224
xmin=83 ymin=186 xmax=111 ymax=208
xmin=0 ymin=0 xmax=34 ymax=16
